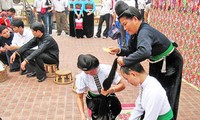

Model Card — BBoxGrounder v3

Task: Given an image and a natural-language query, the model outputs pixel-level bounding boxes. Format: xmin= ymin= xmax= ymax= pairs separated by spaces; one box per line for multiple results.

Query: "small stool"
xmin=44 ymin=64 xmax=57 ymax=78
xmin=54 ymin=69 xmax=73 ymax=85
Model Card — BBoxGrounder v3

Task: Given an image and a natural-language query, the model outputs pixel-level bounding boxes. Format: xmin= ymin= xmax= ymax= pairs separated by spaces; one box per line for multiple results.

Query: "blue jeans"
xmin=45 ymin=12 xmax=53 ymax=34
xmin=37 ymin=12 xmax=48 ymax=34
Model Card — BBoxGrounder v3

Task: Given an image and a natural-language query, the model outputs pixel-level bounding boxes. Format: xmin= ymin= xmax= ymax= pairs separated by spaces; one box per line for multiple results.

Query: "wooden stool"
xmin=44 ymin=64 xmax=57 ymax=78
xmin=54 ymin=69 xmax=73 ymax=85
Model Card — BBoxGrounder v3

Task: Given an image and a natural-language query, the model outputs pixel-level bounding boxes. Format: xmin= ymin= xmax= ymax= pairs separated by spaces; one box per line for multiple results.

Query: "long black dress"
xmin=83 ymin=2 xmax=95 ymax=38
xmin=69 ymin=2 xmax=76 ymax=37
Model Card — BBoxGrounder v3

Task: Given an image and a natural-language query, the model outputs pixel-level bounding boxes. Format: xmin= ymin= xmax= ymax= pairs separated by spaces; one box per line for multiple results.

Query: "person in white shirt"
xmin=120 ymin=63 xmax=173 ymax=120
xmin=138 ymin=0 xmax=146 ymax=19
xmin=52 ymin=0 xmax=69 ymax=36
xmin=43 ymin=0 xmax=53 ymax=35
xmin=5 ymin=19 xmax=36 ymax=75
xmin=76 ymin=54 xmax=125 ymax=120
xmin=33 ymin=0 xmax=48 ymax=34
xmin=95 ymin=0 xmax=113 ymax=39
xmin=144 ymin=2 xmax=151 ymax=23
xmin=0 ymin=0 xmax=13 ymax=12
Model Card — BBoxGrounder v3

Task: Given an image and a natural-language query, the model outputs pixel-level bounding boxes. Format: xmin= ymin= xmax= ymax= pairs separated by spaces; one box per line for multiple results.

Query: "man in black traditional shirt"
xmin=10 ymin=22 xmax=59 ymax=82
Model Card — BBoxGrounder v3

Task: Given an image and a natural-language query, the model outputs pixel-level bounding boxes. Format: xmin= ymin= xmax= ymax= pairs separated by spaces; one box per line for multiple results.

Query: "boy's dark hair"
xmin=11 ymin=19 xmax=24 ymax=28
xmin=31 ymin=22 xmax=45 ymax=33
xmin=120 ymin=63 xmax=145 ymax=75
xmin=0 ymin=25 xmax=7 ymax=33
xmin=77 ymin=54 xmax=99 ymax=71
xmin=8 ymin=8 xmax=16 ymax=13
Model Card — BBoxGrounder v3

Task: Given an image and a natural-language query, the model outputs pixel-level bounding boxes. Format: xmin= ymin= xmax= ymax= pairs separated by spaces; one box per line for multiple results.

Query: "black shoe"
xmin=38 ymin=76 xmax=46 ymax=82
xmin=10 ymin=68 xmax=20 ymax=72
xmin=26 ymin=72 xmax=36 ymax=78
xmin=20 ymin=70 xmax=29 ymax=75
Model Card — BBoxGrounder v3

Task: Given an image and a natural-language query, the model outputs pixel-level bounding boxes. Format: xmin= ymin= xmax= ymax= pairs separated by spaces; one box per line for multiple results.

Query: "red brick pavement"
xmin=0 ymin=31 xmax=200 ymax=120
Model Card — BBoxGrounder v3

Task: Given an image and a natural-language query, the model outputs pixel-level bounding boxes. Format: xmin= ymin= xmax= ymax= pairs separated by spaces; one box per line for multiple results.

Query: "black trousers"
xmin=96 ymin=13 xmax=111 ymax=37
xmin=0 ymin=52 xmax=8 ymax=65
xmin=83 ymin=11 xmax=94 ymax=38
xmin=22 ymin=51 xmax=58 ymax=79
xmin=6 ymin=50 xmax=20 ymax=70
xmin=69 ymin=11 xmax=76 ymax=37
xmin=149 ymin=49 xmax=183 ymax=120
xmin=20 ymin=49 xmax=35 ymax=73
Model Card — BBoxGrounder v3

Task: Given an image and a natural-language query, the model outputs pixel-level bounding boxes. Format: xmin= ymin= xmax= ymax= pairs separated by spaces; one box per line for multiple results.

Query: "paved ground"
xmin=0 ymin=29 xmax=200 ymax=120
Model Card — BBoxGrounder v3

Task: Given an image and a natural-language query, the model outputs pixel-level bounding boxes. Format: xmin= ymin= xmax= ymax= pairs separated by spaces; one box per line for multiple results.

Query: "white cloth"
xmin=0 ymin=60 xmax=5 ymax=71
xmin=76 ymin=64 xmax=121 ymax=94
xmin=34 ymin=0 xmax=47 ymax=12
xmin=99 ymin=0 xmax=113 ymax=16
xmin=138 ymin=0 xmax=146 ymax=9
xmin=129 ymin=75 xmax=171 ymax=120
xmin=52 ymin=0 xmax=68 ymax=12
xmin=0 ymin=0 xmax=13 ymax=11
xmin=123 ymin=0 xmax=136 ymax=7
xmin=12 ymin=29 xmax=37 ymax=49
xmin=144 ymin=3 xmax=151 ymax=12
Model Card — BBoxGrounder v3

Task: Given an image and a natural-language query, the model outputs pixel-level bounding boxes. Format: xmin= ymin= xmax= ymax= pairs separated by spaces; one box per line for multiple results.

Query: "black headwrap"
xmin=115 ymin=1 xmax=142 ymax=20
xmin=115 ymin=1 xmax=129 ymax=18
xmin=77 ymin=54 xmax=99 ymax=71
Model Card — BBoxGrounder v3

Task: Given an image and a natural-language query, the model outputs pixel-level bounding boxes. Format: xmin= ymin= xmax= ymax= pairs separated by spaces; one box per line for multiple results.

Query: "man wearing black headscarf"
xmin=108 ymin=1 xmax=183 ymax=120
xmin=76 ymin=54 xmax=125 ymax=120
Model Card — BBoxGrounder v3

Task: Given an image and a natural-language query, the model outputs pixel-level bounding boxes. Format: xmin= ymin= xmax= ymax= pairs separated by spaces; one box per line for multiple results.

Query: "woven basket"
xmin=0 ymin=61 xmax=8 ymax=82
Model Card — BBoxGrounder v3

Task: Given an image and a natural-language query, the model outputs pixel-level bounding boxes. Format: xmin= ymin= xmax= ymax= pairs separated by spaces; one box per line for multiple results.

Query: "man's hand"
xmin=0 ymin=46 xmax=6 ymax=52
xmin=21 ymin=60 xmax=27 ymax=71
xmin=117 ymin=57 xmax=125 ymax=66
xmin=4 ymin=43 xmax=12 ymax=51
xmin=10 ymin=52 xmax=17 ymax=64
xmin=108 ymin=47 xmax=120 ymax=55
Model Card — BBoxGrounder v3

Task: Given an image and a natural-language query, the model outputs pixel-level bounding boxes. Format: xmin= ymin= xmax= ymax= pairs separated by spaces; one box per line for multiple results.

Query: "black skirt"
xmin=69 ymin=11 xmax=76 ymax=37
xmin=86 ymin=92 xmax=121 ymax=120
xmin=149 ymin=49 xmax=183 ymax=120
xmin=83 ymin=11 xmax=94 ymax=38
